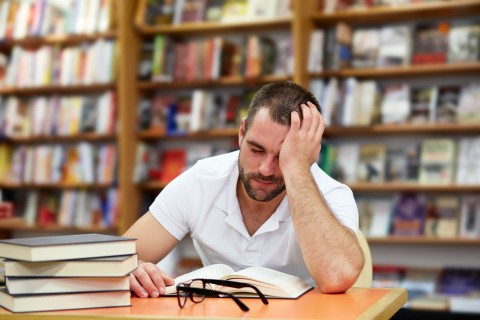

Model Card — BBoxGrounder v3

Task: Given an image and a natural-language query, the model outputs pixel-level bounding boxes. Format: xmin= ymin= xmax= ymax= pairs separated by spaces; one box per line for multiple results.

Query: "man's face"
xmin=238 ymin=108 xmax=289 ymax=202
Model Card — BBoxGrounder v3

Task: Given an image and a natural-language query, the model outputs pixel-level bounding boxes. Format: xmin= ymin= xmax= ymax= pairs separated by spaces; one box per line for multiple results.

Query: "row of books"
xmin=322 ymin=0 xmax=451 ymax=13
xmin=312 ymin=21 xmax=480 ymax=72
xmin=140 ymin=33 xmax=292 ymax=82
xmin=0 ymin=143 xmax=117 ymax=185
xmin=0 ymin=39 xmax=117 ymax=88
xmin=0 ymin=233 xmax=136 ymax=313
xmin=373 ymin=265 xmax=480 ymax=313
xmin=3 ymin=188 xmax=119 ymax=228
xmin=133 ymin=142 xmax=234 ymax=184
xmin=141 ymin=0 xmax=292 ymax=26
xmin=0 ymin=0 xmax=114 ymax=40
xmin=311 ymin=79 xmax=480 ymax=127
xmin=358 ymin=193 xmax=480 ymax=239
xmin=0 ymin=92 xmax=116 ymax=138
xmin=137 ymin=89 xmax=253 ymax=134
xmin=320 ymin=137 xmax=480 ymax=186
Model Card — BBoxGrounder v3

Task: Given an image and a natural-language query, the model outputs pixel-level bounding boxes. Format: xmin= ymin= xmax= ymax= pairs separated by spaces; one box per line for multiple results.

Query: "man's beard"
xmin=238 ymin=162 xmax=286 ymax=202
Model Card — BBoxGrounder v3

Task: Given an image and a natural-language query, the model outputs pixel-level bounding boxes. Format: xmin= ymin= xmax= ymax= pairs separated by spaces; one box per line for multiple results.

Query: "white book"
xmin=459 ymin=196 xmax=480 ymax=238
xmin=0 ymin=288 xmax=131 ymax=313
xmin=6 ymin=276 xmax=129 ymax=295
xmin=247 ymin=0 xmax=278 ymax=19
xmin=456 ymin=137 xmax=480 ymax=185
xmin=0 ymin=1 xmax=10 ymax=39
xmin=308 ymin=30 xmax=324 ymax=73
xmin=368 ymin=199 xmax=392 ymax=237
xmin=190 ymin=89 xmax=207 ymax=132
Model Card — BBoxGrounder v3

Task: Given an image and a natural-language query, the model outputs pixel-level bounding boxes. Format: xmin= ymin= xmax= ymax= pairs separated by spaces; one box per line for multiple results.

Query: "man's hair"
xmin=245 ymin=81 xmax=322 ymax=132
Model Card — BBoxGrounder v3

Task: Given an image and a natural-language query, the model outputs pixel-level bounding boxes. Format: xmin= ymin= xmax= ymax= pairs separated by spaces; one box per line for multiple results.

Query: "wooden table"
xmin=0 ymin=287 xmax=407 ymax=320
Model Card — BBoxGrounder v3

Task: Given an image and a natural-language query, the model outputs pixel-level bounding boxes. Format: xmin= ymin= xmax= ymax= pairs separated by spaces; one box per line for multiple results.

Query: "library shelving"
xmin=0 ymin=0 xmax=122 ymax=238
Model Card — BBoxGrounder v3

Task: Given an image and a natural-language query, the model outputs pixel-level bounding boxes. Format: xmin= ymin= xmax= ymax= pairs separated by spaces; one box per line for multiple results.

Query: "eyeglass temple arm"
xmin=203 ymin=279 xmax=269 ymax=305
xmin=185 ymin=287 xmax=250 ymax=312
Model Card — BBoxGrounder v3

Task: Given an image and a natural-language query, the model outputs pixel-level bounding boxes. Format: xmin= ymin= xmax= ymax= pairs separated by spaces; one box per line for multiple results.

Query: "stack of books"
xmin=0 ymin=233 xmax=137 ymax=313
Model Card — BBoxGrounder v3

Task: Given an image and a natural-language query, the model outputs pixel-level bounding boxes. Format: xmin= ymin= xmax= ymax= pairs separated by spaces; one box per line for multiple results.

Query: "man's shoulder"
xmin=195 ymin=150 xmax=239 ymax=178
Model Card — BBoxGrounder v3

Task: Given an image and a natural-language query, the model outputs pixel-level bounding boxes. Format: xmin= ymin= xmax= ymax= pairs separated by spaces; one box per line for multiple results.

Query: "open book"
xmin=165 ymin=264 xmax=313 ymax=299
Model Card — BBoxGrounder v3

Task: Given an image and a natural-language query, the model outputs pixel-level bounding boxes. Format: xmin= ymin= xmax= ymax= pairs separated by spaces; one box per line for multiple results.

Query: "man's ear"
xmin=238 ymin=118 xmax=247 ymax=145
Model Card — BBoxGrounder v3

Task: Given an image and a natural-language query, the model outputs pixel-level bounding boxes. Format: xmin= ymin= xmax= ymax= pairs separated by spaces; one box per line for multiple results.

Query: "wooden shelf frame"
xmin=138 ymin=75 xmax=292 ymax=91
xmin=0 ymin=31 xmax=117 ymax=49
xmin=310 ymin=62 xmax=480 ymax=79
xmin=311 ymin=0 xmax=480 ymax=26
xmin=0 ymin=218 xmax=117 ymax=234
xmin=0 ymin=183 xmax=115 ymax=190
xmin=367 ymin=237 xmax=480 ymax=245
xmin=2 ymin=133 xmax=117 ymax=144
xmin=349 ymin=183 xmax=480 ymax=193
xmin=136 ymin=18 xmax=292 ymax=37
xmin=0 ymin=83 xmax=116 ymax=95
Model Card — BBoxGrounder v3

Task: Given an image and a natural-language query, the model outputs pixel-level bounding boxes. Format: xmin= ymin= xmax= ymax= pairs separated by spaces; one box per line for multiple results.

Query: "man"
xmin=125 ymin=81 xmax=364 ymax=298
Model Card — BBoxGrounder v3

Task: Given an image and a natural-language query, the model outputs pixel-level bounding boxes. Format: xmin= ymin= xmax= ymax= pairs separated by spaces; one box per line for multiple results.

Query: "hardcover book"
xmin=0 ymin=234 xmax=136 ymax=262
xmin=390 ymin=193 xmax=427 ymax=237
xmin=3 ymin=254 xmax=138 ymax=277
xmin=0 ymin=288 xmax=131 ymax=313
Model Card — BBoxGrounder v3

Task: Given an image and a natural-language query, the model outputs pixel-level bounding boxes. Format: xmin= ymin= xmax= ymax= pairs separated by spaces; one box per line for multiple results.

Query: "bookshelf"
xmin=0 ymin=0 xmax=122 ymax=238
xmin=305 ymin=0 xmax=480 ymax=316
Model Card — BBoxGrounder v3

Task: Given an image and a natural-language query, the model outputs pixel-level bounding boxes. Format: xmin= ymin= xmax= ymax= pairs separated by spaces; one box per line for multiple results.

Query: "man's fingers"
xmin=129 ymin=273 xmax=149 ymax=298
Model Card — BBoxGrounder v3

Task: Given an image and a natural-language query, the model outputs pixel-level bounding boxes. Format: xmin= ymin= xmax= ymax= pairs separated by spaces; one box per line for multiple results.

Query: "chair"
xmin=352 ymin=230 xmax=373 ymax=288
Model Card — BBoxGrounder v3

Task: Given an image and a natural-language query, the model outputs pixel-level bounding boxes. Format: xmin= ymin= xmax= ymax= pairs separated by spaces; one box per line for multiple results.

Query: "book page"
xmin=164 ymin=264 xmax=234 ymax=295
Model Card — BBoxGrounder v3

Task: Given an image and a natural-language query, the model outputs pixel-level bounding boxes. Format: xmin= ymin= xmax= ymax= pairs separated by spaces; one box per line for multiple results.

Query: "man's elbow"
xmin=315 ymin=257 xmax=365 ymax=294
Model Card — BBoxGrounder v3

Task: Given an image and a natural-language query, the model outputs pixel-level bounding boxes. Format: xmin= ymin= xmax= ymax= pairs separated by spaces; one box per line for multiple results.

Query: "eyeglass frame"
xmin=176 ymin=278 xmax=269 ymax=312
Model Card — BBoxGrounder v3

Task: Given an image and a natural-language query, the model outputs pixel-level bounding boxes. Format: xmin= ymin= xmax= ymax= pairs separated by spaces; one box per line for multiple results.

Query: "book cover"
xmin=356 ymin=144 xmax=386 ymax=183
xmin=448 ymin=24 xmax=480 ymax=63
xmin=143 ymin=0 xmax=175 ymax=25
xmin=412 ymin=23 xmax=449 ymax=65
xmin=385 ymin=148 xmax=407 ymax=183
xmin=459 ymin=196 xmax=480 ymax=238
xmin=418 ymin=138 xmax=456 ymax=185
xmin=457 ymin=83 xmax=480 ymax=124
xmin=0 ymin=288 xmax=131 ymax=313
xmin=377 ymin=25 xmax=411 ymax=67
xmin=434 ymin=85 xmax=460 ymax=124
xmin=159 ymin=149 xmax=187 ymax=184
xmin=409 ymin=86 xmax=437 ymax=124
xmin=380 ymin=83 xmax=410 ymax=124
xmin=425 ymin=196 xmax=459 ymax=238
xmin=5 ymin=276 xmax=129 ymax=295
xmin=456 ymin=137 xmax=480 ymax=185
xmin=352 ymin=28 xmax=379 ymax=68
xmin=0 ymin=233 xmax=136 ymax=262
xmin=390 ymin=193 xmax=427 ymax=237
xmin=438 ymin=268 xmax=480 ymax=296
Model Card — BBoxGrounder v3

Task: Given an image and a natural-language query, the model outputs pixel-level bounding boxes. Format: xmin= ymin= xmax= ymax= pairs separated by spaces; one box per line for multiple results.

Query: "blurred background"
xmin=0 ymin=0 xmax=479 ymax=318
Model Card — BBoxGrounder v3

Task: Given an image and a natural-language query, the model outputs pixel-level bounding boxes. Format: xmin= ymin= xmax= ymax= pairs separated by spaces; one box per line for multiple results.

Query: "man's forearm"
xmin=284 ymin=169 xmax=364 ymax=293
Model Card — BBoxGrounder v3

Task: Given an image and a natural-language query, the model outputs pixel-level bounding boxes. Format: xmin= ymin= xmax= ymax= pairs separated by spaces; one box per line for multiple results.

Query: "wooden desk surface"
xmin=0 ymin=287 xmax=407 ymax=320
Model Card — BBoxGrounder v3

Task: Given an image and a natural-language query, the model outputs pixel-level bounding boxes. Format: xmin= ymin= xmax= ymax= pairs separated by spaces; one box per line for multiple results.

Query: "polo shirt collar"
xmin=214 ymin=164 xmax=291 ymax=238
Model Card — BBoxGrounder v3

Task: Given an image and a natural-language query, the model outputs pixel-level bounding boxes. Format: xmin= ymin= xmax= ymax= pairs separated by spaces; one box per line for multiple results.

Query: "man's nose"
xmin=259 ymin=157 xmax=277 ymax=177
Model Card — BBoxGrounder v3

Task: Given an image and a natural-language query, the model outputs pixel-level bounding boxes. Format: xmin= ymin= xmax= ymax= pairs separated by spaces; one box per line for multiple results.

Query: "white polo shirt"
xmin=150 ymin=151 xmax=359 ymax=286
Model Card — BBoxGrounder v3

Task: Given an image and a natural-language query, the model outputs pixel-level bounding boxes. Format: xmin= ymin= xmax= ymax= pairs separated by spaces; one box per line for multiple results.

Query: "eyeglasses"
xmin=176 ymin=278 xmax=269 ymax=312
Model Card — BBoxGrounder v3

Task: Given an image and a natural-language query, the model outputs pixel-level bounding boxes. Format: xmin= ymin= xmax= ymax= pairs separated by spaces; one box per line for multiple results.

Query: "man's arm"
xmin=124 ymin=211 xmax=178 ymax=297
xmin=279 ymin=102 xmax=364 ymax=293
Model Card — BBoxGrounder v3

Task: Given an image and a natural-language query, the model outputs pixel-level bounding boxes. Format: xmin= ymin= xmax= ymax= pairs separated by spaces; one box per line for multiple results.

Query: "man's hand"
xmin=129 ymin=260 xmax=175 ymax=298
xmin=279 ymin=101 xmax=325 ymax=173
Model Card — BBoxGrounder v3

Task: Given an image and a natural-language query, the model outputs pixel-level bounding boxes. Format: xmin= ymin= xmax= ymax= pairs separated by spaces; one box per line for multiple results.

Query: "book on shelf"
xmin=364 ymin=198 xmax=392 ymax=237
xmin=372 ymin=265 xmax=406 ymax=288
xmin=220 ymin=0 xmax=249 ymax=23
xmin=0 ymin=288 xmax=131 ymax=313
xmin=391 ymin=193 xmax=427 ymax=237
xmin=450 ymin=295 xmax=480 ymax=314
xmin=138 ymin=0 xmax=175 ymax=26
xmin=448 ymin=24 xmax=480 ymax=63
xmin=438 ymin=268 xmax=480 ymax=296
xmin=457 ymin=83 xmax=480 ymax=124
xmin=5 ymin=275 xmax=129 ymax=295
xmin=352 ymin=28 xmax=379 ymax=68
xmin=2 ymin=254 xmax=138 ymax=278
xmin=204 ymin=0 xmax=224 ymax=22
xmin=380 ymin=83 xmax=410 ymax=124
xmin=408 ymin=294 xmax=449 ymax=311
xmin=356 ymin=144 xmax=386 ymax=183
xmin=164 ymin=264 xmax=313 ymax=298
xmin=409 ymin=86 xmax=437 ymax=124
xmin=425 ymin=196 xmax=459 ymax=238
xmin=159 ymin=149 xmax=187 ymax=184
xmin=418 ymin=138 xmax=456 ymax=185
xmin=412 ymin=23 xmax=449 ymax=65
xmin=377 ymin=25 xmax=411 ymax=67
xmin=456 ymin=137 xmax=480 ymax=185
xmin=0 ymin=233 xmax=136 ymax=262
xmin=385 ymin=148 xmax=407 ymax=183
xmin=401 ymin=268 xmax=439 ymax=304
xmin=434 ymin=85 xmax=459 ymax=124
xmin=459 ymin=196 xmax=480 ymax=238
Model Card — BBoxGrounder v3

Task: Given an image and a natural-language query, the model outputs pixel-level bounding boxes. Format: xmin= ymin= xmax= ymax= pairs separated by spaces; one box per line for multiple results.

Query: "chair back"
xmin=352 ymin=230 xmax=373 ymax=288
